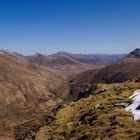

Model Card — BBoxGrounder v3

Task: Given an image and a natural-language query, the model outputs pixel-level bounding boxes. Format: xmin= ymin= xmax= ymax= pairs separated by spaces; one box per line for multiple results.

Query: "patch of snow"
xmin=125 ymin=89 xmax=140 ymax=120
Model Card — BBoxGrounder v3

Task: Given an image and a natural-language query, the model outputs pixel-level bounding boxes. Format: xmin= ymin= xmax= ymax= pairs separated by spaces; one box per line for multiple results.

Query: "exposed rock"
xmin=114 ymin=102 xmax=129 ymax=108
xmin=95 ymin=104 xmax=101 ymax=109
xmin=71 ymin=84 xmax=98 ymax=101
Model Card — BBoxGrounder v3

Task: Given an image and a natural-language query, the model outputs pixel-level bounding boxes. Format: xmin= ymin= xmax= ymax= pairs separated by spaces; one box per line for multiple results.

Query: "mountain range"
xmin=71 ymin=48 xmax=140 ymax=100
xmin=1 ymin=49 xmax=140 ymax=139
xmin=27 ymin=52 xmax=125 ymax=79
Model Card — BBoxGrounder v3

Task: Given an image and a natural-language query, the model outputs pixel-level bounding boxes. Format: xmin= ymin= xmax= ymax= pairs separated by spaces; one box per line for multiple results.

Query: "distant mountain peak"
xmin=53 ymin=51 xmax=72 ymax=56
xmin=128 ymin=48 xmax=140 ymax=58
xmin=34 ymin=52 xmax=42 ymax=57
xmin=33 ymin=52 xmax=47 ymax=58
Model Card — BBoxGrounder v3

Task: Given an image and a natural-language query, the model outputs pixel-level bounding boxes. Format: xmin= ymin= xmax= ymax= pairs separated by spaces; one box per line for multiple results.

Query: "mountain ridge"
xmin=71 ymin=48 xmax=140 ymax=100
xmin=0 ymin=49 xmax=136 ymax=139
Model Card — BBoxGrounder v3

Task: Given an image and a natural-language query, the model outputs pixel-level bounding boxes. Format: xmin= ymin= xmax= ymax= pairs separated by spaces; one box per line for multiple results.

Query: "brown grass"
xmin=36 ymin=81 xmax=140 ymax=140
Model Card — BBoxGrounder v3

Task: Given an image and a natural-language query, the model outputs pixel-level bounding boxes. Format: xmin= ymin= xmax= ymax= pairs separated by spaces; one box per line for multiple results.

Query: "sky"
xmin=0 ymin=0 xmax=140 ymax=55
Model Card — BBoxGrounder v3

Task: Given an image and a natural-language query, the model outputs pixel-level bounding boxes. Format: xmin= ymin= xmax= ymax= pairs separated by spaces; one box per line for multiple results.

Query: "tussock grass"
xmin=36 ymin=81 xmax=140 ymax=140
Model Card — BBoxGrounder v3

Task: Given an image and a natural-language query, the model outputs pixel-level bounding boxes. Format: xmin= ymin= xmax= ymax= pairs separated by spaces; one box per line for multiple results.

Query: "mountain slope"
xmin=73 ymin=48 xmax=140 ymax=84
xmin=70 ymin=49 xmax=140 ymax=100
xmin=0 ymin=50 xmax=72 ymax=138
xmin=36 ymin=80 xmax=140 ymax=140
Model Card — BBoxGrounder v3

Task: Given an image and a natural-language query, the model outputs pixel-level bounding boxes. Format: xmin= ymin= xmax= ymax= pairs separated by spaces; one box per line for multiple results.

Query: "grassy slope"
xmin=36 ymin=81 xmax=140 ymax=140
xmin=0 ymin=52 xmax=72 ymax=138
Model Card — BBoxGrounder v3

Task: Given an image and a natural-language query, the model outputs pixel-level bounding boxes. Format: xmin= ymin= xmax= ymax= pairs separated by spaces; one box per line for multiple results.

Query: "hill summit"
xmin=127 ymin=48 xmax=140 ymax=58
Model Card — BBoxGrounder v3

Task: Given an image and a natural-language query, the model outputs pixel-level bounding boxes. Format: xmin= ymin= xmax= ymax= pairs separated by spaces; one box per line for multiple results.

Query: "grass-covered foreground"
xmin=36 ymin=80 xmax=140 ymax=140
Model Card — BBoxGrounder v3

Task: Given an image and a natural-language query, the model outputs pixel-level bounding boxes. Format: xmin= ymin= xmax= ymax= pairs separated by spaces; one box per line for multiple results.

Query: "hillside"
xmin=0 ymin=50 xmax=72 ymax=139
xmin=71 ymin=49 xmax=140 ymax=99
xmin=35 ymin=79 xmax=140 ymax=140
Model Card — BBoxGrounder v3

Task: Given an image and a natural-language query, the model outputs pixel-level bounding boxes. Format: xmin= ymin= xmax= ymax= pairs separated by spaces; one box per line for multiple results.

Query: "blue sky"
xmin=0 ymin=0 xmax=140 ymax=54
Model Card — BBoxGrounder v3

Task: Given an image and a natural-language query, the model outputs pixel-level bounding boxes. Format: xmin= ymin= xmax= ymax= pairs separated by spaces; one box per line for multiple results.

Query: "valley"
xmin=0 ymin=50 xmax=125 ymax=139
xmin=0 ymin=49 xmax=140 ymax=140
xmin=1 ymin=0 xmax=140 ymax=139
